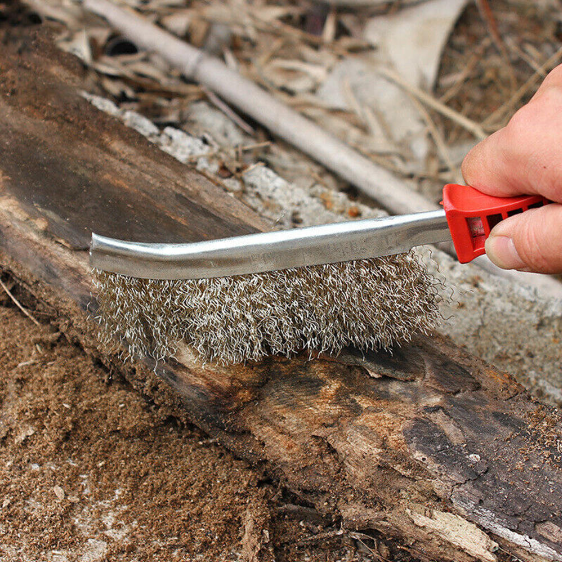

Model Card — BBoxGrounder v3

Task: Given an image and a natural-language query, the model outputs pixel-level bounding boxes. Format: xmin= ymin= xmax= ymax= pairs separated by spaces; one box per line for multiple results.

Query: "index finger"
xmin=461 ymin=127 xmax=526 ymax=198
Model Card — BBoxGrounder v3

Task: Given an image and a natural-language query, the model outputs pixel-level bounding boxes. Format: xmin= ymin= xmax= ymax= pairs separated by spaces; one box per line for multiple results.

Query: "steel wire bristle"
xmin=92 ymin=252 xmax=443 ymax=365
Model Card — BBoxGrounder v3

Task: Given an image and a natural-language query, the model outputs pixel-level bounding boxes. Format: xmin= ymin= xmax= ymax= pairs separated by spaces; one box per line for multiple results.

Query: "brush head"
xmin=92 ymin=252 xmax=443 ymax=365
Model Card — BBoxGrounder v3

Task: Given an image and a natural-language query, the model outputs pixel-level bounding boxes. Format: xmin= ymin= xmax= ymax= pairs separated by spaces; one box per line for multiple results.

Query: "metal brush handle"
xmin=90 ymin=210 xmax=451 ymax=280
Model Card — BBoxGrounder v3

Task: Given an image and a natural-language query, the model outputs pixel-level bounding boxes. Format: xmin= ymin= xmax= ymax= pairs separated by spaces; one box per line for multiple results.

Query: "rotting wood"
xmin=0 ymin=27 xmax=561 ymax=562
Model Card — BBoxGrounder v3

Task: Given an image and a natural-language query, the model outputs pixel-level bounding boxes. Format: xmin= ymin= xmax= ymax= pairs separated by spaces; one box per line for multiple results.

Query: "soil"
xmin=0 ymin=301 xmax=260 ymax=561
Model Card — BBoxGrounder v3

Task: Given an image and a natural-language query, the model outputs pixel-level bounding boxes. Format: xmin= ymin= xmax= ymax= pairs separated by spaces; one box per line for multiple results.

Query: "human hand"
xmin=462 ymin=65 xmax=562 ymax=274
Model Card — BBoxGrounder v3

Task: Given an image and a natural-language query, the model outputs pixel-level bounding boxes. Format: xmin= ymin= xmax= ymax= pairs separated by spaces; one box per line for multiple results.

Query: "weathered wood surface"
xmin=1 ymin=27 xmax=561 ymax=562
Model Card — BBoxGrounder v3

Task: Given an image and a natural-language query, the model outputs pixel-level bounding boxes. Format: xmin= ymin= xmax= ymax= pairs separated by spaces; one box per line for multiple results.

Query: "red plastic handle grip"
xmin=442 ymin=184 xmax=551 ymax=263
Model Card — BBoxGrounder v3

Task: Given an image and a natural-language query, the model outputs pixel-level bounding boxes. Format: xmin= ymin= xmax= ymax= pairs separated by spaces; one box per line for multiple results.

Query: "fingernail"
xmin=485 ymin=236 xmax=526 ymax=270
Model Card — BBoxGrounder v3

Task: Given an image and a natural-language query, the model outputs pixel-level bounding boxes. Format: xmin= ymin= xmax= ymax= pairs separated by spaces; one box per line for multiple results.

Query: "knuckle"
xmin=534 ymin=83 xmax=562 ymax=109
xmin=505 ymin=105 xmax=535 ymax=139
xmin=506 ymin=73 xmax=562 ymax=141
xmin=461 ymin=130 xmax=506 ymax=185
xmin=542 ymin=64 xmax=562 ymax=88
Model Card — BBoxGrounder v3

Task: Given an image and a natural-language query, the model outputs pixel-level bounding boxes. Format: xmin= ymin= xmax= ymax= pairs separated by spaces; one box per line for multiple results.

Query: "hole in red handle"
xmin=442 ymin=184 xmax=553 ymax=263
xmin=487 ymin=213 xmax=502 ymax=230
xmin=466 ymin=216 xmax=485 ymax=238
xmin=466 ymin=216 xmax=486 ymax=251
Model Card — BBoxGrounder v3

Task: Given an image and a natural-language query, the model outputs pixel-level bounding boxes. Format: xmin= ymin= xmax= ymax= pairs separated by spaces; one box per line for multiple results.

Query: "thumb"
xmin=485 ymin=204 xmax=562 ymax=274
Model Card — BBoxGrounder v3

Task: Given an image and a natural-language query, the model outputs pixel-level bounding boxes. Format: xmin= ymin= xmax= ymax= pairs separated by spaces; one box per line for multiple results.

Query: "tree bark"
xmin=0 ymin=27 xmax=561 ymax=562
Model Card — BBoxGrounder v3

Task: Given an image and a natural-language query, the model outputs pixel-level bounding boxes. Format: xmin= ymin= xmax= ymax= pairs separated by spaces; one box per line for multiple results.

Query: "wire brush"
xmin=90 ymin=184 xmax=551 ymax=364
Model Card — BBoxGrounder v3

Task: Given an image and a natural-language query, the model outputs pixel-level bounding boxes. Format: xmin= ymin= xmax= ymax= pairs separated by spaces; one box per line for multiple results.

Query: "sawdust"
xmin=0 ymin=302 xmax=270 ymax=561
xmin=521 ymin=404 xmax=562 ymax=467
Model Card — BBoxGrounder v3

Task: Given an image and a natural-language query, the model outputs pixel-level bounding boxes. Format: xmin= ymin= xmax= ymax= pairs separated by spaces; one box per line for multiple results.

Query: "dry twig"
xmin=439 ymin=38 xmax=491 ymax=104
xmin=475 ymin=0 xmax=517 ymax=91
xmin=0 ymin=279 xmax=40 ymax=326
xmin=408 ymin=94 xmax=462 ymax=185
xmin=201 ymin=86 xmax=256 ymax=135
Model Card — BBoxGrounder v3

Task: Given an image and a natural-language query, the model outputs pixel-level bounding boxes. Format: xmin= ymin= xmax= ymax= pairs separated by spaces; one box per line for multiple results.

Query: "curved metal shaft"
xmin=90 ymin=210 xmax=451 ymax=280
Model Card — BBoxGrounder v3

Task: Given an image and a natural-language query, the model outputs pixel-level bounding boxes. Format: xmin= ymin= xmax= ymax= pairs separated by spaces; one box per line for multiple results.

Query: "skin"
xmin=462 ymin=64 xmax=562 ymax=274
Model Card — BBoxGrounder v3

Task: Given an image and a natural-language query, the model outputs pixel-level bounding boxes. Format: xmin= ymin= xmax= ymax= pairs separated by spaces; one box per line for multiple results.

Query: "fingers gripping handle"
xmin=442 ymin=184 xmax=551 ymax=263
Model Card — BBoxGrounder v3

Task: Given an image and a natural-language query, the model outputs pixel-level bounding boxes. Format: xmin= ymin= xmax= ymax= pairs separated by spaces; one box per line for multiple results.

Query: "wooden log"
xmin=0 ymin=27 xmax=561 ymax=562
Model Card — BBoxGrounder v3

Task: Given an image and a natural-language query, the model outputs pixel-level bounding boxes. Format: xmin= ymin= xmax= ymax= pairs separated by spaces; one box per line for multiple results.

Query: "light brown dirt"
xmin=0 ymin=299 xmax=269 ymax=561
